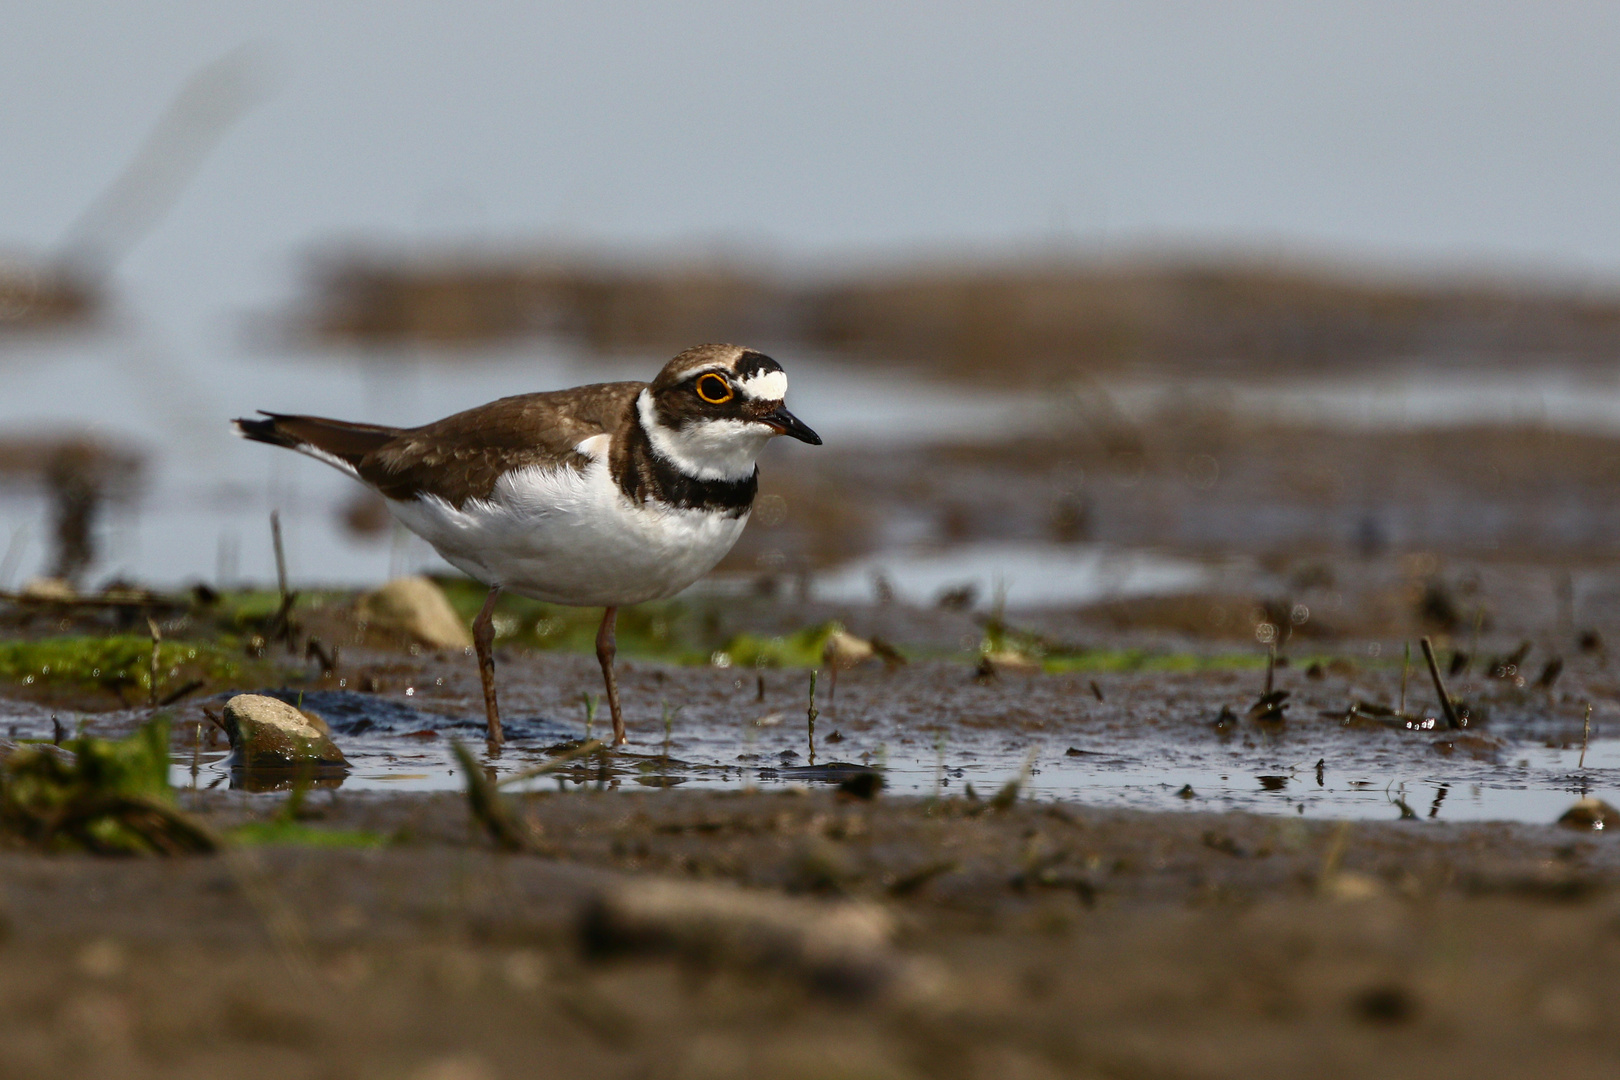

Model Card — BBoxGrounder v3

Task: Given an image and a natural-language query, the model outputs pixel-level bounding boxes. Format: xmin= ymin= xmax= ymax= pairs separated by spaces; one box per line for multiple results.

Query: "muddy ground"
xmin=3 ymin=579 xmax=1620 ymax=1079
xmin=3 ymin=789 xmax=1620 ymax=1080
xmin=7 ymin=414 xmax=1620 ymax=1077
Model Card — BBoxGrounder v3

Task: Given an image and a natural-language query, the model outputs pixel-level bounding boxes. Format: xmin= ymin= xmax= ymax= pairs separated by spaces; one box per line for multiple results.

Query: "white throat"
xmin=637 ymin=389 xmax=771 ymax=482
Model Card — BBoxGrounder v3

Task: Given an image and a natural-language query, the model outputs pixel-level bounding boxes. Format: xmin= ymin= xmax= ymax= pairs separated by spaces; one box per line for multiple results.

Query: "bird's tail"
xmin=232 ymin=411 xmax=401 ymax=475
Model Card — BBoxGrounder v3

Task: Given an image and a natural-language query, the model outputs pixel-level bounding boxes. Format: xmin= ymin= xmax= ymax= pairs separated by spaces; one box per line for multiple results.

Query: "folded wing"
xmin=233 ymin=382 xmax=642 ymax=507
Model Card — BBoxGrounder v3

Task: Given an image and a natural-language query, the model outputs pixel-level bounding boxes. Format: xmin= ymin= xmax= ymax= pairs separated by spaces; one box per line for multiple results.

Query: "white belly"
xmin=388 ymin=458 xmax=750 ymax=606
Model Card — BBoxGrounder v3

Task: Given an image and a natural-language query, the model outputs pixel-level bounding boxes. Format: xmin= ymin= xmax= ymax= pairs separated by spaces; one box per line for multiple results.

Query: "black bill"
xmin=762 ymin=405 xmax=822 ymax=445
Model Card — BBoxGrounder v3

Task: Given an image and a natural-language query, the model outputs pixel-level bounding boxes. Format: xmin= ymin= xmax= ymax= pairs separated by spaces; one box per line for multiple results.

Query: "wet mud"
xmin=3 ymin=789 xmax=1620 ymax=1078
xmin=0 ymin=569 xmax=1618 ymax=1075
xmin=7 ymin=416 xmax=1620 ymax=1075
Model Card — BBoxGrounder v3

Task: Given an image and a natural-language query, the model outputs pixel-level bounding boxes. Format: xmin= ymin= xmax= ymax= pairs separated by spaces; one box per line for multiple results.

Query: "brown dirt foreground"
xmin=2 ymin=791 xmax=1620 ymax=1080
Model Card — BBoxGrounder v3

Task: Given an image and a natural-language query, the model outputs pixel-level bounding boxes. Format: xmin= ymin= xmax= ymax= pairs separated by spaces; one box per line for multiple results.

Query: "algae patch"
xmin=0 ymin=635 xmax=244 ymax=699
xmin=714 ymin=623 xmax=839 ymax=668
xmin=228 ymin=821 xmax=388 ymax=848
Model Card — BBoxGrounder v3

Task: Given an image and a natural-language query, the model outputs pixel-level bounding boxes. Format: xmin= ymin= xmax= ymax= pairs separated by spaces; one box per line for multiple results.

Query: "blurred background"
xmin=5 ymin=1 xmax=1620 ymax=618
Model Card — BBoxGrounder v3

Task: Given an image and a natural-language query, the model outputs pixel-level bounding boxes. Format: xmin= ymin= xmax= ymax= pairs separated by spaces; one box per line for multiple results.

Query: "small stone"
xmin=1352 ymin=983 xmax=1417 ymax=1024
xmin=406 ymin=1056 xmax=496 ymax=1080
xmin=19 ymin=577 xmax=75 ymax=602
xmin=1322 ymin=871 xmax=1384 ymax=902
xmin=222 ymin=694 xmax=348 ymax=770
xmin=976 ymin=650 xmax=1039 ymax=681
xmin=358 ymin=576 xmax=473 ymax=650
xmin=581 ymin=878 xmax=899 ymax=996
xmin=822 ymin=629 xmax=875 ymax=670
xmin=1557 ymin=797 xmax=1619 ymax=831
xmin=75 ymin=938 xmax=127 ymax=979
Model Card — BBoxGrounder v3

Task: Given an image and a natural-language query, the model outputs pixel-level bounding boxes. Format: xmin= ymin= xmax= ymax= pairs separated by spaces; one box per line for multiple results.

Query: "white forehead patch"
xmin=738 ymin=370 xmax=788 ymax=402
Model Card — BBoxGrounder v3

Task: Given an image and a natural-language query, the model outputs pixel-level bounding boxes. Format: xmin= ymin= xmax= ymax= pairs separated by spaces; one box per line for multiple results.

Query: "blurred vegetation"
xmin=436 ymin=578 xmax=710 ymax=660
xmin=0 ymin=261 xmax=101 ymax=331
xmin=436 ymin=578 xmax=840 ymax=666
xmin=1040 ymin=650 xmax=1270 ymax=674
xmin=435 ymin=577 xmax=1284 ymax=672
xmin=287 ymin=248 xmax=1620 ymax=381
xmin=228 ymin=820 xmax=388 ymax=848
xmin=715 ymin=624 xmax=838 ymax=668
xmin=0 ymin=717 xmax=216 ymax=854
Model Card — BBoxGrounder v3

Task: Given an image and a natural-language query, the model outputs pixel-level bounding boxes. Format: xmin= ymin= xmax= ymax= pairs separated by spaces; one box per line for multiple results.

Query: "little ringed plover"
xmin=234 ymin=343 xmax=821 ymax=748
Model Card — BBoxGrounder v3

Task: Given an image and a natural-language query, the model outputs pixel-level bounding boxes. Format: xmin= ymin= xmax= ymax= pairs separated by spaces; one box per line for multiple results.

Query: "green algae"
xmin=0 ymin=635 xmax=244 ymax=696
xmin=711 ymin=623 xmax=839 ymax=668
xmin=227 ymin=821 xmax=388 ymax=848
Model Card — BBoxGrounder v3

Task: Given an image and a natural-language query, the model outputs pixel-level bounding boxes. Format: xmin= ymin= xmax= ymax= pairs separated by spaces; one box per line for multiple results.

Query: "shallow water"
xmin=71 ymin=674 xmax=1613 ymax=826
xmin=1107 ymin=367 xmax=1620 ymax=434
xmin=808 ymin=541 xmax=1208 ymax=610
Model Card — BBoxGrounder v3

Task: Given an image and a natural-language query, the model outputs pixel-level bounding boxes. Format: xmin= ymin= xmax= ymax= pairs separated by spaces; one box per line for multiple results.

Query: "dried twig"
xmin=1400 ymin=641 xmax=1410 ymax=716
xmin=1419 ymin=636 xmax=1463 ymax=730
xmin=990 ymin=747 xmax=1039 ymax=811
xmin=267 ymin=510 xmax=298 ymax=653
xmin=450 ymin=739 xmax=528 ymax=851
xmin=1581 ymin=702 xmax=1592 ymax=770
xmin=807 ymin=670 xmax=819 ymax=767
xmin=146 ymin=616 xmax=162 ymax=707
xmin=495 ymin=738 xmax=609 ymax=788
xmin=0 ymin=589 xmax=189 ymax=611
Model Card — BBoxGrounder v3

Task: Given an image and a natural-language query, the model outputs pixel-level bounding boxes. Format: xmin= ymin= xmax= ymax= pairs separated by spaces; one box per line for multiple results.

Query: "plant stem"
xmin=1420 ymin=636 xmax=1462 ymax=730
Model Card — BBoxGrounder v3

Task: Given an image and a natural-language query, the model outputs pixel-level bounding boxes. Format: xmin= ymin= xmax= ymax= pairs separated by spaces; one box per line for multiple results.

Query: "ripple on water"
xmin=147 ymin=683 xmax=1620 ymax=825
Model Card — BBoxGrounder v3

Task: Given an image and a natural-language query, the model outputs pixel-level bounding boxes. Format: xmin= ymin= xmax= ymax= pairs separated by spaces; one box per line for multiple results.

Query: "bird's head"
xmin=637 ymin=344 xmax=821 ymax=481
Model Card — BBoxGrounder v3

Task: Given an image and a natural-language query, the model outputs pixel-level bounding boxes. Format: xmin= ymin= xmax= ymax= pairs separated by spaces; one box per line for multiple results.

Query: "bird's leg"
xmin=596 ymin=606 xmax=626 ymax=746
xmin=472 ymin=584 xmax=504 ymax=751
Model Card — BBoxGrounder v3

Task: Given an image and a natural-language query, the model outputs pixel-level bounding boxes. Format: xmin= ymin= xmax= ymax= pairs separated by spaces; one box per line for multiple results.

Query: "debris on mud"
xmin=452 ymin=739 xmax=532 ymax=852
xmin=580 ymin=877 xmax=904 ymax=997
xmin=1248 ymin=689 xmax=1290 ymax=724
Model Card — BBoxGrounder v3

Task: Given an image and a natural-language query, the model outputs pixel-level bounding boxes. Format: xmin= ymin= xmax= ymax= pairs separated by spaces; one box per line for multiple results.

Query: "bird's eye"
xmin=695 ymin=373 xmax=734 ymax=404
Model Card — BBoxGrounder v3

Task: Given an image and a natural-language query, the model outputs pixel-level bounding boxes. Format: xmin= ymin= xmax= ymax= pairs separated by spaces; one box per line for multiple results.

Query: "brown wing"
xmin=359 ymin=382 xmax=643 ymax=505
xmin=235 ymin=381 xmax=643 ymax=507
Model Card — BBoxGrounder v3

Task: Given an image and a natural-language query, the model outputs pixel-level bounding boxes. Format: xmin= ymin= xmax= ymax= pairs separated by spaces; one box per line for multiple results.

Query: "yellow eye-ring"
xmin=695 ymin=372 xmax=734 ymax=404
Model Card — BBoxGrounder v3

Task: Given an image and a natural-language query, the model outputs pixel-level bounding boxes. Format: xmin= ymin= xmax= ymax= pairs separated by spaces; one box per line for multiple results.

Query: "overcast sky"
xmin=4 ymin=1 xmax=1620 ymax=339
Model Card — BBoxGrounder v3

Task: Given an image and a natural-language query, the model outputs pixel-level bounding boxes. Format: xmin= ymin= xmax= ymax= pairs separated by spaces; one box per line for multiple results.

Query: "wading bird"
xmin=235 ymin=343 xmax=820 ymax=748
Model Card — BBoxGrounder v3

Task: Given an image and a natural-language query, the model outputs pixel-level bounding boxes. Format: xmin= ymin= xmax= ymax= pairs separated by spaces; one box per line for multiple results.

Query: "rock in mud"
xmin=581 ymin=878 xmax=901 ymax=997
xmin=1557 ymin=797 xmax=1619 ymax=832
xmin=974 ymin=650 xmax=1040 ymax=681
xmin=358 ymin=576 xmax=473 ymax=650
xmin=221 ymin=694 xmax=348 ymax=770
xmin=822 ymin=628 xmax=876 ymax=671
xmin=19 ymin=577 xmax=75 ymax=601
